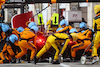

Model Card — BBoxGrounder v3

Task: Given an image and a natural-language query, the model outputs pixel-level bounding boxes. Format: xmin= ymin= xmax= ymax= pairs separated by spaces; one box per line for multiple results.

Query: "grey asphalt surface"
xmin=0 ymin=61 xmax=100 ymax=67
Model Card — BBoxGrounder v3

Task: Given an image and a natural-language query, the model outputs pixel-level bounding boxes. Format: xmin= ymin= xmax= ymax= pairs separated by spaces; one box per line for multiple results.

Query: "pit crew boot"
xmin=34 ymin=56 xmax=38 ymax=64
xmin=92 ymin=56 xmax=99 ymax=64
xmin=18 ymin=58 xmax=21 ymax=63
xmin=11 ymin=57 xmax=16 ymax=63
xmin=3 ymin=59 xmax=9 ymax=63
xmin=52 ymin=60 xmax=60 ymax=64
xmin=71 ymin=57 xmax=77 ymax=62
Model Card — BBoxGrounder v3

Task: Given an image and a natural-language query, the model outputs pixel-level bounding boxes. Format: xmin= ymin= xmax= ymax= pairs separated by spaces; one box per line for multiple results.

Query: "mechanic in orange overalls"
xmin=0 ymin=24 xmax=23 ymax=63
xmin=0 ymin=33 xmax=19 ymax=64
xmin=0 ymin=24 xmax=18 ymax=62
xmin=71 ymin=26 xmax=93 ymax=61
xmin=0 ymin=23 xmax=10 ymax=64
xmin=14 ymin=25 xmax=38 ymax=61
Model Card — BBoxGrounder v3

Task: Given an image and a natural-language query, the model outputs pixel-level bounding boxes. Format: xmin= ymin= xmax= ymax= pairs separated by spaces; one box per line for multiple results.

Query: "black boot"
xmin=71 ymin=59 xmax=77 ymax=62
xmin=3 ymin=59 xmax=9 ymax=63
xmin=71 ymin=57 xmax=77 ymax=62
xmin=28 ymin=61 xmax=31 ymax=63
xmin=27 ymin=49 xmax=31 ymax=63
xmin=34 ymin=56 xmax=38 ymax=64
xmin=52 ymin=60 xmax=60 ymax=64
xmin=18 ymin=58 xmax=21 ymax=63
xmin=11 ymin=58 xmax=16 ymax=63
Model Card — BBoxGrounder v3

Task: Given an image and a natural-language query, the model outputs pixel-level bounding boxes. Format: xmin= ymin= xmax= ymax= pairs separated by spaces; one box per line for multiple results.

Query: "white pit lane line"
xmin=60 ymin=63 xmax=71 ymax=67
xmin=0 ymin=63 xmax=71 ymax=67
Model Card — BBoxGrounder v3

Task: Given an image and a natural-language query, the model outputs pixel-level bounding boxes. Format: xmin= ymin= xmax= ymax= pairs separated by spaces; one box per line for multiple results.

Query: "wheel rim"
xmin=81 ymin=56 xmax=86 ymax=64
xmin=61 ymin=57 xmax=63 ymax=63
xmin=49 ymin=57 xmax=52 ymax=63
